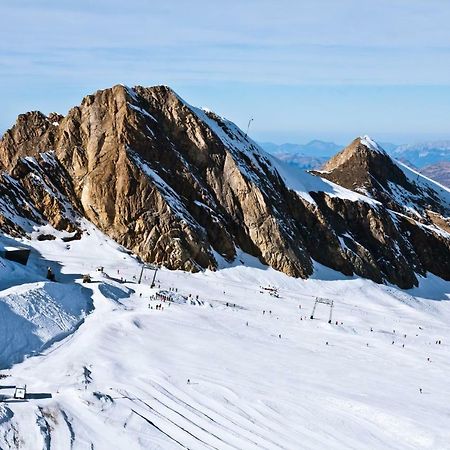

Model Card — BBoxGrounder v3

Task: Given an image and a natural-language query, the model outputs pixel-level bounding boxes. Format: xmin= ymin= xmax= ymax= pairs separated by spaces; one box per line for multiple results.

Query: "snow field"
xmin=0 ymin=225 xmax=449 ymax=449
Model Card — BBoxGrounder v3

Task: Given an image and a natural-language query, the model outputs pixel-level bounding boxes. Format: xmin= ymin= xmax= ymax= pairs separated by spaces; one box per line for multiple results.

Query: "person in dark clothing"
xmin=46 ymin=267 xmax=55 ymax=281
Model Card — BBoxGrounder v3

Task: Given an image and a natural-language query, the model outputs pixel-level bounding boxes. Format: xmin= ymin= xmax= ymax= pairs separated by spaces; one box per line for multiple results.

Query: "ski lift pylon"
xmin=310 ymin=297 xmax=334 ymax=323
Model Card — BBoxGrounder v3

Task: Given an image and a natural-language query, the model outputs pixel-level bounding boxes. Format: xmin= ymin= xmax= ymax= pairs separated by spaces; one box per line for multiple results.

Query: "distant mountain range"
xmin=260 ymin=140 xmax=450 ymax=187
xmin=420 ymin=161 xmax=450 ymax=188
xmin=392 ymin=141 xmax=450 ymax=168
xmin=260 ymin=140 xmax=342 ymax=158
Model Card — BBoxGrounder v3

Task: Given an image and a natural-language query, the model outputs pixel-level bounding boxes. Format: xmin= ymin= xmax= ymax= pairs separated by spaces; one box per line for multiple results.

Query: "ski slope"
xmin=0 ymin=225 xmax=449 ymax=449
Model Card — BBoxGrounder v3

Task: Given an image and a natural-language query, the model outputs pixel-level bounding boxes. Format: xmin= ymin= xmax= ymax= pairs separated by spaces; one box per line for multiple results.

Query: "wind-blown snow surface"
xmin=0 ymin=225 xmax=449 ymax=449
xmin=0 ymin=237 xmax=92 ymax=369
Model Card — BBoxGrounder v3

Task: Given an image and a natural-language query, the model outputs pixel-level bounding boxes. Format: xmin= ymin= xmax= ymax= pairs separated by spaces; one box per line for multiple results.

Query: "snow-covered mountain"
xmin=0 ymin=86 xmax=449 ymax=449
xmin=262 ymin=140 xmax=450 ymax=187
xmin=260 ymin=140 xmax=342 ymax=158
xmin=393 ymin=141 xmax=450 ymax=167
xmin=320 ymin=136 xmax=450 ymax=218
xmin=0 ymin=86 xmax=449 ymax=290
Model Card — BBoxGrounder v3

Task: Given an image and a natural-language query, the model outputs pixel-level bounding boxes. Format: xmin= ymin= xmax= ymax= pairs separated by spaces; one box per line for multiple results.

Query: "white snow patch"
xmin=0 ymin=227 xmax=448 ymax=448
xmin=128 ymin=103 xmax=158 ymax=123
xmin=359 ymin=135 xmax=387 ymax=154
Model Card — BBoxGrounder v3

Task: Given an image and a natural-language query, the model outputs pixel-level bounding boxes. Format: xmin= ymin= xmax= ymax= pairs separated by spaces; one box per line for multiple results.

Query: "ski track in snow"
xmin=0 ymin=224 xmax=449 ymax=449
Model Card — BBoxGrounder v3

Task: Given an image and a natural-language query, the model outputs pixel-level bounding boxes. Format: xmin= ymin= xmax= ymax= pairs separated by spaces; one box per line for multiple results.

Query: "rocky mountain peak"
xmin=322 ymin=136 xmax=392 ymax=177
xmin=319 ymin=135 xmax=450 ymax=218
xmin=0 ymin=85 xmax=449 ymax=288
xmin=0 ymin=111 xmax=58 ymax=171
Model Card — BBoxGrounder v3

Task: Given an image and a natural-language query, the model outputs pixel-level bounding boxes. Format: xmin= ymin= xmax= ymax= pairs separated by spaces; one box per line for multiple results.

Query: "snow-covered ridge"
xmin=266 ymin=152 xmax=382 ymax=206
xmin=176 ymin=93 xmax=382 ymax=207
xmin=125 ymin=86 xmax=445 ymax=216
xmin=359 ymin=135 xmax=387 ymax=154
xmin=396 ymin=160 xmax=450 ymax=200
xmin=1 ymin=83 xmax=448 ymax=290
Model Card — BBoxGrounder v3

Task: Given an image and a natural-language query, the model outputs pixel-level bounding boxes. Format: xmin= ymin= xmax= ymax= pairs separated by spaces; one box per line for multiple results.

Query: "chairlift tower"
xmin=310 ymin=297 xmax=334 ymax=323
xmin=138 ymin=263 xmax=159 ymax=287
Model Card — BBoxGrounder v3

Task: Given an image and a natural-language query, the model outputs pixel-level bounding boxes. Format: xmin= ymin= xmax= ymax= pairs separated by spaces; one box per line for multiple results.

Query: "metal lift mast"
xmin=310 ymin=297 xmax=334 ymax=323
xmin=138 ymin=264 xmax=159 ymax=287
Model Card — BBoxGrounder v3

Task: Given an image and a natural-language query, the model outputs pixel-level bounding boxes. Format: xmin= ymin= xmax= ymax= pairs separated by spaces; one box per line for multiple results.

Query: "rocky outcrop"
xmin=320 ymin=136 xmax=449 ymax=218
xmin=313 ymin=136 xmax=450 ymax=287
xmin=0 ymin=86 xmax=449 ymax=288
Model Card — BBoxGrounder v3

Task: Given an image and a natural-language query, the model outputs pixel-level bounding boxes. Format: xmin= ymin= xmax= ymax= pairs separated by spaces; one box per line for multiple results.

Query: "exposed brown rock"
xmin=0 ymin=86 xmax=449 ymax=288
xmin=319 ymin=137 xmax=449 ymax=218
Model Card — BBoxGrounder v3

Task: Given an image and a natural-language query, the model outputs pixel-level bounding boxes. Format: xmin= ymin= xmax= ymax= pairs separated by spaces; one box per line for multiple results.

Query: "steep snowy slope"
xmin=0 ymin=227 xmax=449 ymax=449
xmin=0 ymin=235 xmax=92 ymax=368
xmin=420 ymin=161 xmax=450 ymax=189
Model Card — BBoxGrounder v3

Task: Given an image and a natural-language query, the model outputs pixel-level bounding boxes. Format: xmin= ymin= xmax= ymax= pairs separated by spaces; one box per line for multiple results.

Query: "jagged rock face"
xmin=0 ymin=112 xmax=54 ymax=170
xmin=0 ymin=85 xmax=316 ymax=276
xmin=316 ymin=136 xmax=450 ymax=287
xmin=309 ymin=192 xmax=423 ymax=288
xmin=320 ymin=136 xmax=449 ymax=218
xmin=0 ymin=152 xmax=80 ymax=237
xmin=0 ymin=86 xmax=449 ymax=288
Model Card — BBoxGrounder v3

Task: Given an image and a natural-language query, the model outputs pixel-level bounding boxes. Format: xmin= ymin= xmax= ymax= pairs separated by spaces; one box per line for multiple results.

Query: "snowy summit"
xmin=359 ymin=135 xmax=387 ymax=154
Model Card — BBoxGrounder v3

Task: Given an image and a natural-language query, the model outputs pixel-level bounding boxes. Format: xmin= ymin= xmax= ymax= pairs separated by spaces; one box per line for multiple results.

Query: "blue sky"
xmin=1 ymin=0 xmax=450 ymax=144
